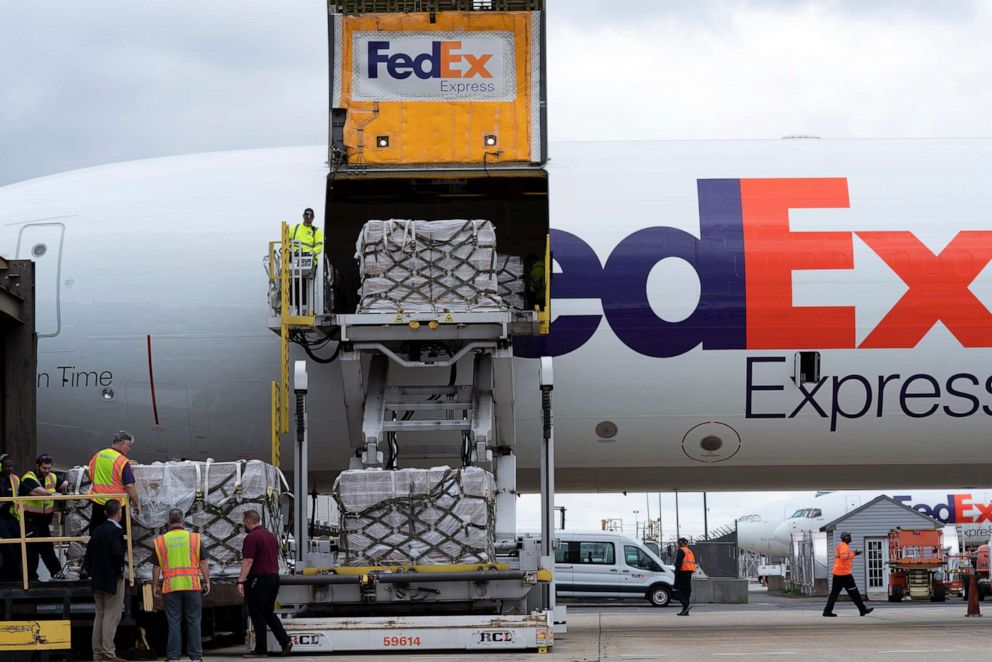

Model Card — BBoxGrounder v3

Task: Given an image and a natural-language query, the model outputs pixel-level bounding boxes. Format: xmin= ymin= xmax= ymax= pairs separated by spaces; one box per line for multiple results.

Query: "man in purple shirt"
xmin=238 ymin=510 xmax=292 ymax=657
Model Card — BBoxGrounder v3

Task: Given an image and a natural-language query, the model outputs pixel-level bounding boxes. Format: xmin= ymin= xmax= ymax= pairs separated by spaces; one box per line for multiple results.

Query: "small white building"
xmin=820 ymin=495 xmax=940 ymax=600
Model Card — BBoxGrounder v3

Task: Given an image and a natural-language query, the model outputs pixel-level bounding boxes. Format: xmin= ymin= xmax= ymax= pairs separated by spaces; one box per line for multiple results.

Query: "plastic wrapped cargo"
xmin=334 ymin=466 xmax=496 ymax=567
xmin=496 ymin=254 xmax=526 ymax=311
xmin=356 ymin=219 xmax=504 ymax=313
xmin=61 ymin=459 xmax=289 ymax=581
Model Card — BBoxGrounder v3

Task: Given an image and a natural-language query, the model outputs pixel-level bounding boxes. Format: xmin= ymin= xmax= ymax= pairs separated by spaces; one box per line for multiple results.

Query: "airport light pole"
xmin=704 ymin=492 xmax=709 ymax=540
xmin=675 ymin=490 xmax=680 ymax=541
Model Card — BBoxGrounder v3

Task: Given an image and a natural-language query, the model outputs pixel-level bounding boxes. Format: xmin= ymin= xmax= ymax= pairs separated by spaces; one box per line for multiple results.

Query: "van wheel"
xmin=648 ymin=585 xmax=671 ymax=607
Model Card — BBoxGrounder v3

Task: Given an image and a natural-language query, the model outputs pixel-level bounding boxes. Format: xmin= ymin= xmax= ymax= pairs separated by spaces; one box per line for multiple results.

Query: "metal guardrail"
xmin=0 ymin=492 xmax=135 ymax=590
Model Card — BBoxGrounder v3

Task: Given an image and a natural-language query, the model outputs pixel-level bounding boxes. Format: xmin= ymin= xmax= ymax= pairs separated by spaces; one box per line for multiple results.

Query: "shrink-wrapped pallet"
xmin=496 ymin=254 xmax=526 ymax=310
xmin=356 ymin=219 xmax=503 ymax=313
xmin=61 ymin=459 xmax=289 ymax=581
xmin=333 ymin=466 xmax=496 ymax=566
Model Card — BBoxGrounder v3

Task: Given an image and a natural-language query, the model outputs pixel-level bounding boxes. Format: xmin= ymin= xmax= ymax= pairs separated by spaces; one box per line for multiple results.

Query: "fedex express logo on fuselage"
xmin=894 ymin=494 xmax=992 ymax=523
xmin=352 ymin=32 xmax=515 ymax=102
xmin=516 ymin=178 xmax=992 ymax=359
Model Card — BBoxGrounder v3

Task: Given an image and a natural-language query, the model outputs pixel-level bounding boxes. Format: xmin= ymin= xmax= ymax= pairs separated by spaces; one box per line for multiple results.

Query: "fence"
xmin=0 ymin=492 xmax=135 ymax=590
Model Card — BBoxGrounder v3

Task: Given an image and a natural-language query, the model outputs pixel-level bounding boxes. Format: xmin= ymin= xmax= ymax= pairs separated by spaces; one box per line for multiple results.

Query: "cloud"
xmin=0 ymin=1 xmax=328 ymax=185
xmin=1 ymin=1 xmax=990 ymax=186
xmin=547 ymin=1 xmax=992 ymax=142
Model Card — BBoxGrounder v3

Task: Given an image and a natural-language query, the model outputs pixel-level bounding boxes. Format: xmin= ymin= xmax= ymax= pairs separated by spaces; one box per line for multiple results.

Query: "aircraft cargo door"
xmin=16 ymin=222 xmax=64 ymax=337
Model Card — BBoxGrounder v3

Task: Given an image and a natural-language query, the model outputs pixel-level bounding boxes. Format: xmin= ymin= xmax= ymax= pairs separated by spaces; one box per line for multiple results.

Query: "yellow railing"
xmin=0 ymin=492 xmax=135 ymax=591
xmin=538 ymin=233 xmax=551 ymax=335
xmin=268 ymin=221 xmax=319 ymax=467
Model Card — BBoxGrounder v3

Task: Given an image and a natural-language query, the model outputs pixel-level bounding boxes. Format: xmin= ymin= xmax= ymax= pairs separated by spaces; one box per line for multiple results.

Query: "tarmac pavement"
xmin=207 ymin=598 xmax=990 ymax=661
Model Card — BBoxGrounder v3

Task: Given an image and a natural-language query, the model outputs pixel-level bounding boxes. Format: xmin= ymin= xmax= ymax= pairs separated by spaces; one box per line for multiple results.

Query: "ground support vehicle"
xmin=887 ymin=528 xmax=947 ymax=602
xmin=555 ymin=532 xmax=677 ymax=607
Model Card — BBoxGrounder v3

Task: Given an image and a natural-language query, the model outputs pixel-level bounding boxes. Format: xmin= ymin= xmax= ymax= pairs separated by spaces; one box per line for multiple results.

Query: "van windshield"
xmin=625 ymin=545 xmax=662 ymax=572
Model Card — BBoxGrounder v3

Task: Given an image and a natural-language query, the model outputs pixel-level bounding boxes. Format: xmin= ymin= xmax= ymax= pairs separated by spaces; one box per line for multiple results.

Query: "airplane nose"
xmin=771 ymin=521 xmax=794 ymax=554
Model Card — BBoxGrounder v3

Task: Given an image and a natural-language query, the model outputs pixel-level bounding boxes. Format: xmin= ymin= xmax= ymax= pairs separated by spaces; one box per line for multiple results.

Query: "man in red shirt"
xmin=238 ymin=510 xmax=292 ymax=657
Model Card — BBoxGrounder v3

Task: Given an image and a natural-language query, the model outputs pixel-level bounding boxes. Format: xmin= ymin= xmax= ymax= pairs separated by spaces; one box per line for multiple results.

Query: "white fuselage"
xmin=3 ymin=139 xmax=992 ymax=491
xmin=738 ymin=489 xmax=992 ymax=555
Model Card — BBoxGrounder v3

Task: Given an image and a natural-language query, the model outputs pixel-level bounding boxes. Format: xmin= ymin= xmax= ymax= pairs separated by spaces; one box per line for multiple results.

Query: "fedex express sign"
xmin=517 ymin=178 xmax=992 ymax=359
xmin=352 ymin=32 xmax=516 ymax=102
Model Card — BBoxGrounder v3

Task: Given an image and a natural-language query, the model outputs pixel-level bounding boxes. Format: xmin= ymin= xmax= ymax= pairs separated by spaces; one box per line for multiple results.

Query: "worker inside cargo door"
xmin=287 ymin=207 xmax=323 ymax=313
xmin=525 ymin=253 xmax=546 ymax=311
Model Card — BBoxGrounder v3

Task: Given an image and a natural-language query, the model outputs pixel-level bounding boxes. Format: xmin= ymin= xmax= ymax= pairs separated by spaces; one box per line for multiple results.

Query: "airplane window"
xmin=624 ymin=545 xmax=662 ymax=572
xmin=809 ymin=509 xmax=822 ymax=518
xmin=791 ymin=509 xmax=805 ymax=518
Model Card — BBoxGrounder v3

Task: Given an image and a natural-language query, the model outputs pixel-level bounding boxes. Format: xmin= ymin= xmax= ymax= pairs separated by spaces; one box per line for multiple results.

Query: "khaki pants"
xmin=93 ymin=577 xmax=125 ymax=659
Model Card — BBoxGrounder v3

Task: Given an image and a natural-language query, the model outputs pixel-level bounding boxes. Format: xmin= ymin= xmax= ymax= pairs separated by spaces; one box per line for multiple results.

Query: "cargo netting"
xmin=496 ymin=253 xmax=525 ymax=311
xmin=61 ymin=459 xmax=290 ymax=581
xmin=334 ymin=466 xmax=496 ymax=566
xmin=357 ymin=219 xmax=517 ymax=313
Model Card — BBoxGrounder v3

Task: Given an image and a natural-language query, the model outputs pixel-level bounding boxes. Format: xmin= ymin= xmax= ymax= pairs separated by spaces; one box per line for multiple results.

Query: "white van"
xmin=554 ymin=531 xmax=677 ymax=607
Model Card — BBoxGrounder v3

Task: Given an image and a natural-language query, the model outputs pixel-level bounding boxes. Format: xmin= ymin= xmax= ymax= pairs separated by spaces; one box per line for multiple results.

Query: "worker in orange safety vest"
xmin=153 ymin=508 xmax=210 ymax=662
xmin=87 ymin=431 xmax=140 ymax=533
xmin=823 ymin=531 xmax=874 ymax=617
xmin=675 ymin=537 xmax=697 ymax=616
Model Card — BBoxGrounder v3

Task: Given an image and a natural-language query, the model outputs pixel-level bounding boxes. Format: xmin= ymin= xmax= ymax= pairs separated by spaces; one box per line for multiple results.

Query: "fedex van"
xmin=555 ymin=532 xmax=677 ymax=607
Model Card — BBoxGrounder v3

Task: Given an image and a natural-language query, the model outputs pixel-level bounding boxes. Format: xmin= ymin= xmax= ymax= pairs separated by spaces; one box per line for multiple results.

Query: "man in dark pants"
xmin=674 ymin=537 xmax=696 ymax=616
xmin=823 ymin=531 xmax=874 ymax=617
xmin=0 ymin=453 xmax=22 ymax=581
xmin=238 ymin=509 xmax=292 ymax=657
xmin=84 ymin=499 xmax=127 ymax=662
xmin=19 ymin=454 xmax=69 ymax=581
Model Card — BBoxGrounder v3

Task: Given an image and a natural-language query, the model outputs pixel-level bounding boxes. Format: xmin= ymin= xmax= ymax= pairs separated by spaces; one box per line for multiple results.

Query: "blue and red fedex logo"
xmin=517 ymin=178 xmax=992 ymax=359
xmin=352 ymin=32 xmax=515 ymax=102
xmin=894 ymin=494 xmax=992 ymax=524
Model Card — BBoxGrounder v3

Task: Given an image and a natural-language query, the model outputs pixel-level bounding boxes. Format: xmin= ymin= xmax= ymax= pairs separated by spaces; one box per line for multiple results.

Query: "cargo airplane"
xmin=3 ymin=138 xmax=992 ymax=491
xmin=738 ymin=489 xmax=992 ymax=555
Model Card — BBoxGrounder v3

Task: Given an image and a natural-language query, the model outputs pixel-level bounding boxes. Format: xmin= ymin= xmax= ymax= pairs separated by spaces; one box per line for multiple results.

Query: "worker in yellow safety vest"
xmin=289 ymin=207 xmax=323 ymax=256
xmin=18 ymin=453 xmax=68 ymax=581
xmin=88 ymin=430 xmax=140 ymax=533
xmin=0 ymin=452 xmax=22 ymax=581
xmin=674 ymin=537 xmax=697 ymax=616
xmin=153 ymin=508 xmax=210 ymax=662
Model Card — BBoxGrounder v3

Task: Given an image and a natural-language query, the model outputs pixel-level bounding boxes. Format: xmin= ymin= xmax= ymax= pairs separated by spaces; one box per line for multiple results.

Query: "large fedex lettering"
xmin=367 ymin=41 xmax=494 ymax=80
xmin=517 ymin=177 xmax=992 ymax=359
xmin=893 ymin=494 xmax=992 ymax=524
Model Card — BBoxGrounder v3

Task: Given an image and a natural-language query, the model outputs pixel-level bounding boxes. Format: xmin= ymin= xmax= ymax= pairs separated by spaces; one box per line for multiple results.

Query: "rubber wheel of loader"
xmin=931 ymin=584 xmax=946 ymax=602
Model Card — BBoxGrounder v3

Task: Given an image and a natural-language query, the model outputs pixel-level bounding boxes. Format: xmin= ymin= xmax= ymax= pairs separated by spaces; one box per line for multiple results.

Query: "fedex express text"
xmin=515 ymin=177 xmax=992 ymax=429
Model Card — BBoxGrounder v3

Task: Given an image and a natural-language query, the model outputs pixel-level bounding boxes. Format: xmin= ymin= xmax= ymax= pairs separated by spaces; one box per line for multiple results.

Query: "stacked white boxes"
xmin=62 ymin=459 xmax=289 ymax=581
xmin=356 ymin=219 xmax=505 ymax=313
xmin=333 ymin=466 xmax=496 ymax=566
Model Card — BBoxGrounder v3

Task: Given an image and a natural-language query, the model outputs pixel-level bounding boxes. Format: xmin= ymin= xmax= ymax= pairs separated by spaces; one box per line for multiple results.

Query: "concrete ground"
xmin=207 ymin=596 xmax=991 ymax=661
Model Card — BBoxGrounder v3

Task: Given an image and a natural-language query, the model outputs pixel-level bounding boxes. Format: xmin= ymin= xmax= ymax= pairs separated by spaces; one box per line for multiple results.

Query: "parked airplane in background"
xmin=738 ymin=490 xmax=992 ymax=555
xmin=4 ymin=138 xmax=992 ymax=491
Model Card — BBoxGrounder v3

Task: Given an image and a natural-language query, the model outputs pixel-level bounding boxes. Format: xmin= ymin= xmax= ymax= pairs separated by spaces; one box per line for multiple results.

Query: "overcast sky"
xmin=3 ymin=1 xmax=989 ymax=535
xmin=3 ymin=0 xmax=991 ymax=186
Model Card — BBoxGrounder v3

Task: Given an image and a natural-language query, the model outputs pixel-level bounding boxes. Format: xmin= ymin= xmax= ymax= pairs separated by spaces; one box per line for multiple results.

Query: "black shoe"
xmin=823 ymin=612 xmax=837 ymax=617
xmin=860 ymin=607 xmax=874 ymax=616
xmin=677 ymin=608 xmax=689 ymax=616
xmin=281 ymin=640 xmax=293 ymax=656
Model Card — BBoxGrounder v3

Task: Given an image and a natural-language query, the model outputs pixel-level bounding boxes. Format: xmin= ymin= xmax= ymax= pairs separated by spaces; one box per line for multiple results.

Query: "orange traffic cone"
xmin=966 ymin=572 xmax=982 ymax=617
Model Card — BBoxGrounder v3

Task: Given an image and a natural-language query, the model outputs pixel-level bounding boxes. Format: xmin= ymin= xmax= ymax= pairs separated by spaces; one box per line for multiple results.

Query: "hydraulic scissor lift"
xmin=260 ymin=1 xmax=558 ymax=652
